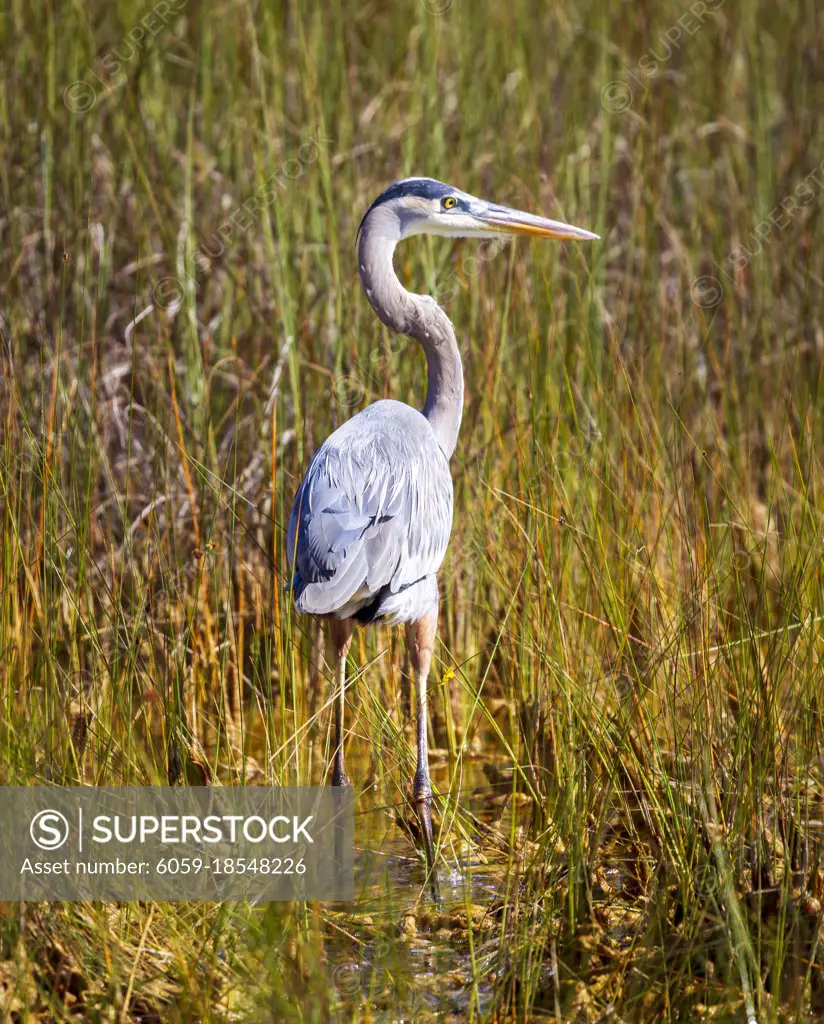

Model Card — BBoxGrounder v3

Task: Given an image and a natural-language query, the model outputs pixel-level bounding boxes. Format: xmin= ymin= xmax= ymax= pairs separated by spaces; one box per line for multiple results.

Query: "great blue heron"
xmin=287 ymin=177 xmax=597 ymax=893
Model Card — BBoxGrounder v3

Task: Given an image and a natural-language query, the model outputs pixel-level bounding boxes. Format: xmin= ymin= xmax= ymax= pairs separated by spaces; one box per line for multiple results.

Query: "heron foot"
xmin=331 ymin=761 xmax=351 ymax=787
xmin=413 ymin=772 xmax=440 ymax=901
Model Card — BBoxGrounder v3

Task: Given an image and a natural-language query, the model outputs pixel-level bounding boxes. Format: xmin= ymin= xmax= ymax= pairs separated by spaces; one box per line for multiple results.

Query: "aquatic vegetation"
xmin=0 ymin=0 xmax=822 ymax=1019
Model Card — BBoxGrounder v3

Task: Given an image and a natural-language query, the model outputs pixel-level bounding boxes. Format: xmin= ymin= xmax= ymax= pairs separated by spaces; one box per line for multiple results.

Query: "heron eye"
xmin=442 ymin=196 xmax=458 ymax=210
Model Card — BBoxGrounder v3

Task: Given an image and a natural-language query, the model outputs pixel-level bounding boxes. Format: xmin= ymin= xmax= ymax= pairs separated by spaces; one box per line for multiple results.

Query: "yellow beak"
xmin=475 ymin=202 xmax=599 ymax=241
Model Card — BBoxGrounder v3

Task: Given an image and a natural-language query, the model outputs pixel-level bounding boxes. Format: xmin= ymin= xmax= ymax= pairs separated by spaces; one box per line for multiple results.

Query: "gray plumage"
xmin=287 ymin=400 xmax=452 ymax=624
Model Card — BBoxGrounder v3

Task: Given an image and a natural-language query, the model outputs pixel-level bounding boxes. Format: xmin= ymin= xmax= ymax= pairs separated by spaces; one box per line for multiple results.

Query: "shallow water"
xmin=325 ymin=755 xmax=527 ymax=1021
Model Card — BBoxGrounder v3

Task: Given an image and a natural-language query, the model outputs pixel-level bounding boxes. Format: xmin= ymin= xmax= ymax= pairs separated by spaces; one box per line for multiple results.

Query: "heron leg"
xmin=407 ymin=608 xmax=440 ymax=898
xmin=329 ymin=618 xmax=354 ymax=787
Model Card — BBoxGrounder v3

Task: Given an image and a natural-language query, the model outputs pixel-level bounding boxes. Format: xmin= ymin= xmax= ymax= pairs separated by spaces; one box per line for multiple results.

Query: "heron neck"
xmin=358 ymin=213 xmax=464 ymax=459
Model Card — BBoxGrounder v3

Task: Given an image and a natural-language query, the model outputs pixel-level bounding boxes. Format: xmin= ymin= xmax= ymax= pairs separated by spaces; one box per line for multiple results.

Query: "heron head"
xmin=359 ymin=177 xmax=599 ymax=243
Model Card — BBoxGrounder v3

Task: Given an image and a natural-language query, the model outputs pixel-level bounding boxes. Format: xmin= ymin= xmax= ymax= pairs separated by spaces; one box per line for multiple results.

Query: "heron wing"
xmin=286 ymin=405 xmax=453 ymax=617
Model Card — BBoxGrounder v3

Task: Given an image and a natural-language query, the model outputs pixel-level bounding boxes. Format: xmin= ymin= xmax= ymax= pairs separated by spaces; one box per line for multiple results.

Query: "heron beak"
xmin=474 ymin=202 xmax=599 ymax=241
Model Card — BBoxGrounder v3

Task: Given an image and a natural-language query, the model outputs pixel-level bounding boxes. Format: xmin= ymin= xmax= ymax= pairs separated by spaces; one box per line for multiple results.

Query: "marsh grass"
xmin=1 ymin=0 xmax=823 ymax=1019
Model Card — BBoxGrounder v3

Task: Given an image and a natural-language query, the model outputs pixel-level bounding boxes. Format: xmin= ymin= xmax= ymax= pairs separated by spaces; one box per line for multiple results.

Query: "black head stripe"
xmin=357 ymin=178 xmax=453 ymax=239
